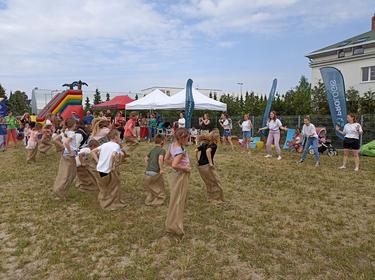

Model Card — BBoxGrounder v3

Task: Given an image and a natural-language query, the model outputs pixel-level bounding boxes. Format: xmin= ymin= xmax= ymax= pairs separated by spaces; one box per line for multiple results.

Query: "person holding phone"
xmin=336 ymin=113 xmax=363 ymax=171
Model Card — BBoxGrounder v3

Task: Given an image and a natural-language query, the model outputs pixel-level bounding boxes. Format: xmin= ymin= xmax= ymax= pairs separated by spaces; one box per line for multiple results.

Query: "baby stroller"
xmin=309 ymin=127 xmax=337 ymax=157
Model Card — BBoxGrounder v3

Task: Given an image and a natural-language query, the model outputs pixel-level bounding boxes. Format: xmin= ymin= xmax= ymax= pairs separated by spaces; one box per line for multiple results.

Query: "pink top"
xmin=124 ymin=119 xmax=135 ymax=137
xmin=169 ymin=143 xmax=190 ymax=169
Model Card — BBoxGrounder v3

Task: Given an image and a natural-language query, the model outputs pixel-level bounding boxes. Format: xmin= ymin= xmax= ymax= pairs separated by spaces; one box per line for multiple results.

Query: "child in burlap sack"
xmin=143 ymin=134 xmax=166 ymax=206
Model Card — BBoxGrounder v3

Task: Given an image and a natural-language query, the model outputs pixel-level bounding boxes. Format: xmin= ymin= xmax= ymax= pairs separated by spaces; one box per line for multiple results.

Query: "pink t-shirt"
xmin=124 ymin=119 xmax=135 ymax=137
xmin=169 ymin=143 xmax=190 ymax=168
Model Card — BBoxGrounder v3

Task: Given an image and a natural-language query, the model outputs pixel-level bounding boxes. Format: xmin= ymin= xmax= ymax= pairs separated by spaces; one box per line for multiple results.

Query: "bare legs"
xmin=340 ymin=149 xmax=360 ymax=171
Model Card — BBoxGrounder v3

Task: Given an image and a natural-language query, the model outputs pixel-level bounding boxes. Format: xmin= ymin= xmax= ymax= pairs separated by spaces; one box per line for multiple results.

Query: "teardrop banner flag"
xmin=261 ymin=78 xmax=277 ymax=135
xmin=185 ymin=79 xmax=194 ymax=129
xmin=320 ymin=67 xmax=347 ymax=140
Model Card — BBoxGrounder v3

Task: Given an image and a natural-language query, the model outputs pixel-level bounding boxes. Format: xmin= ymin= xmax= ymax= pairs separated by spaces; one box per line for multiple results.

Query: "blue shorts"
xmin=223 ymin=129 xmax=231 ymax=137
xmin=243 ymin=131 xmax=251 ymax=139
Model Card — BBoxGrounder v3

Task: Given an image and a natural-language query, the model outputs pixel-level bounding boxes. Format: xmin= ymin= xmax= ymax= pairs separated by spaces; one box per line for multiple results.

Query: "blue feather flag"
xmin=320 ymin=67 xmax=347 ymax=140
xmin=261 ymin=78 xmax=277 ymax=135
xmin=185 ymin=79 xmax=194 ymax=129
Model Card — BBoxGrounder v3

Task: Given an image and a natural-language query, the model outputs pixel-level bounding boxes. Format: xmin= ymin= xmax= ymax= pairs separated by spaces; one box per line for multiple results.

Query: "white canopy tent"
xmin=157 ymin=88 xmax=227 ymax=111
xmin=125 ymin=89 xmax=171 ymax=110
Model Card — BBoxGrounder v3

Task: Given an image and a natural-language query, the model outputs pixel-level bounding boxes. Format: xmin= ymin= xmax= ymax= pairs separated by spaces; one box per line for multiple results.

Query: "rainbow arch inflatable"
xmin=37 ymin=90 xmax=83 ymax=122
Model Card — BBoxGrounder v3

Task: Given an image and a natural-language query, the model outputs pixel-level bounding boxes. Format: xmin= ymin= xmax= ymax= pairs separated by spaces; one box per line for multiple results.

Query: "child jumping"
xmin=38 ymin=120 xmax=53 ymax=154
xmin=143 ymin=134 xmax=166 ymax=206
xmin=298 ymin=115 xmax=320 ymax=167
xmin=75 ymin=139 xmax=101 ymax=192
xmin=195 ymin=130 xmax=224 ymax=203
xmin=92 ymin=129 xmax=126 ymax=210
xmin=52 ymin=118 xmax=78 ymax=200
xmin=124 ymin=111 xmax=139 ymax=153
xmin=164 ymin=128 xmax=191 ymax=236
xmin=26 ymin=123 xmax=42 ymax=163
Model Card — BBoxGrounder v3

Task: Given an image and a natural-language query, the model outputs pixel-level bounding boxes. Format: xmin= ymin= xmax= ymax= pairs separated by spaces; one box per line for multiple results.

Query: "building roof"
xmin=307 ymin=30 xmax=375 ymax=57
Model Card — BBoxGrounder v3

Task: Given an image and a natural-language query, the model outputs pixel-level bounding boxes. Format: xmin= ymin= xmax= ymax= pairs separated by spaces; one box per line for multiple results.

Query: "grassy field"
xmin=0 ymin=142 xmax=374 ymax=280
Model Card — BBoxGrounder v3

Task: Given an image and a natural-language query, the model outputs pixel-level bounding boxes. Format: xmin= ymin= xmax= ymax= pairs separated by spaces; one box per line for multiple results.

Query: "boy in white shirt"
xmin=297 ymin=116 xmax=320 ymax=167
xmin=92 ymin=129 xmax=126 ymax=210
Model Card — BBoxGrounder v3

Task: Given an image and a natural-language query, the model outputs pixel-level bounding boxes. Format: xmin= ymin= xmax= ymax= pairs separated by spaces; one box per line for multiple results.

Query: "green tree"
xmin=213 ymin=92 xmax=217 ymax=100
xmin=7 ymin=90 xmax=30 ymax=115
xmin=135 ymin=94 xmax=138 ymax=100
xmin=360 ymin=90 xmax=375 ymax=114
xmin=106 ymin=93 xmax=110 ymax=101
xmin=94 ymin=88 xmax=102 ymax=105
xmin=311 ymin=81 xmax=329 ymax=114
xmin=346 ymin=87 xmax=360 ymax=113
xmin=209 ymin=92 xmax=213 ymax=98
xmin=0 ymin=84 xmax=5 ymax=98
xmin=284 ymin=76 xmax=312 ymax=115
xmin=239 ymin=94 xmax=244 ymax=114
xmin=84 ymin=97 xmax=91 ymax=112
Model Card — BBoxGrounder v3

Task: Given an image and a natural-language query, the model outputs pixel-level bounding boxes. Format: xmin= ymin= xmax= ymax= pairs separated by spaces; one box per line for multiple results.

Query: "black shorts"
xmin=343 ymin=138 xmax=360 ymax=150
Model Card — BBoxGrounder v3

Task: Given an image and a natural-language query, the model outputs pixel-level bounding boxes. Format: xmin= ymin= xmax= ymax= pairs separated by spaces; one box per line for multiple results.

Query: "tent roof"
xmin=93 ymin=95 xmax=134 ymax=110
xmin=126 ymin=89 xmax=171 ymax=110
xmin=158 ymin=88 xmax=227 ymax=111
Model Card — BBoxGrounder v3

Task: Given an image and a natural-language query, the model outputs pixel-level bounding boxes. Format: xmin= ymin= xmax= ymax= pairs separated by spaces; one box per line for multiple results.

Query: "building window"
xmin=353 ymin=46 xmax=364 ymax=55
xmin=338 ymin=50 xmax=345 ymax=58
xmin=362 ymin=66 xmax=375 ymax=82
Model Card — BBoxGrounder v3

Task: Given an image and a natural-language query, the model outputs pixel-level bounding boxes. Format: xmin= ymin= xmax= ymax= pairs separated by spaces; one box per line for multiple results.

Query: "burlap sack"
xmin=197 ymin=164 xmax=224 ymax=202
xmin=39 ymin=139 xmax=53 ymax=154
xmin=165 ymin=171 xmax=189 ymax=235
xmin=97 ymin=168 xmax=125 ymax=210
xmin=53 ymin=155 xmax=77 ymax=199
xmin=26 ymin=144 xmax=38 ymax=163
xmin=76 ymin=156 xmax=99 ymax=192
xmin=144 ymin=173 xmax=166 ymax=206
xmin=123 ymin=136 xmax=138 ymax=154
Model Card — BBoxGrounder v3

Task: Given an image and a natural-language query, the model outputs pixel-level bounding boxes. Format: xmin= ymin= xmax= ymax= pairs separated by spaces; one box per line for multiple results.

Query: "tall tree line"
xmin=218 ymin=76 xmax=375 ymax=116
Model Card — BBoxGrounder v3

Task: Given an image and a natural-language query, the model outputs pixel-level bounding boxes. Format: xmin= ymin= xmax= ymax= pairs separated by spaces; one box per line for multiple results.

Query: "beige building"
xmin=306 ymin=15 xmax=375 ymax=95
xmin=140 ymin=86 xmax=224 ymax=98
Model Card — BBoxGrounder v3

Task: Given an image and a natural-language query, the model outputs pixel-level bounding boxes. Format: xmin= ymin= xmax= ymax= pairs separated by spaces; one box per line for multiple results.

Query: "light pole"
xmin=237 ymin=82 xmax=243 ymax=96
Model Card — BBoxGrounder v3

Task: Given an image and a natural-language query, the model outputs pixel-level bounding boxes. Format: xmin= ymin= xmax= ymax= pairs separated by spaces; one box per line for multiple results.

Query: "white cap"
xmin=45 ymin=120 xmax=52 ymax=126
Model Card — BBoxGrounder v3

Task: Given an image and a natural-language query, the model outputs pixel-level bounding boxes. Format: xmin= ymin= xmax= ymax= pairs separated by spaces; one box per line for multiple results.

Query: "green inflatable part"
xmin=360 ymin=140 xmax=375 ymax=157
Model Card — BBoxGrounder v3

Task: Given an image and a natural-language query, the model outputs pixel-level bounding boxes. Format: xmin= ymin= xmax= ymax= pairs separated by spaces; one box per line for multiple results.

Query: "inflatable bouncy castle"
xmin=36 ymin=81 xmax=87 ymax=122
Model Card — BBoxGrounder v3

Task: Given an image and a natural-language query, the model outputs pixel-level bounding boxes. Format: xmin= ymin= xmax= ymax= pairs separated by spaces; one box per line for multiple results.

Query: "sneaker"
xmin=277 ymin=156 xmax=282 ymax=160
xmin=297 ymin=159 xmax=304 ymax=164
xmin=354 ymin=167 xmax=359 ymax=172
xmin=338 ymin=166 xmax=346 ymax=170
xmin=264 ymin=154 xmax=272 ymax=158
xmin=315 ymin=161 xmax=320 ymax=167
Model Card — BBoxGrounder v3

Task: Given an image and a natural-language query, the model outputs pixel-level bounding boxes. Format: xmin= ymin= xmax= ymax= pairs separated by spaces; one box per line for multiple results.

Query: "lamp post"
xmin=237 ymin=82 xmax=243 ymax=96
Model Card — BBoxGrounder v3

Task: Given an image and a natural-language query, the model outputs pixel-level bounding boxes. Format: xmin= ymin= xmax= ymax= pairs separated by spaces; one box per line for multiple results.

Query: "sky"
xmin=0 ymin=0 xmax=374 ymax=97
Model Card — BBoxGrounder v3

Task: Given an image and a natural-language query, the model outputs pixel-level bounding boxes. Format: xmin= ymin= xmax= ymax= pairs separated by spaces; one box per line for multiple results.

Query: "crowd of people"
xmin=0 ymin=108 xmax=365 ymax=236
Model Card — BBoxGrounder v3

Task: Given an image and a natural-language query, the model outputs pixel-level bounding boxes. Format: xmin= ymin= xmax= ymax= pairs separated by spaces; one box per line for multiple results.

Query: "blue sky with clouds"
xmin=0 ymin=0 xmax=374 ymax=96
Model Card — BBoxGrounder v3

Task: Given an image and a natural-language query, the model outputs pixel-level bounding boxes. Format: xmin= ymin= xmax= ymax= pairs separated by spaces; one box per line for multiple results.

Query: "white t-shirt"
xmin=178 ymin=118 xmax=185 ymax=128
xmin=241 ymin=120 xmax=252 ymax=132
xmin=302 ymin=123 xmax=318 ymax=138
xmin=76 ymin=147 xmax=91 ymax=167
xmin=267 ymin=119 xmax=282 ymax=131
xmin=96 ymin=141 xmax=122 ymax=174
xmin=223 ymin=119 xmax=231 ymax=130
xmin=63 ymin=130 xmax=78 ymax=157
xmin=343 ymin=123 xmax=362 ymax=139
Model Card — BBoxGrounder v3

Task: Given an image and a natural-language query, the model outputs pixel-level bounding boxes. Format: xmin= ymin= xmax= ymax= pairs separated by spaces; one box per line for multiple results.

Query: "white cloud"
xmin=171 ymin=0 xmax=374 ymax=35
xmin=0 ymin=0 xmax=374 ymax=93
